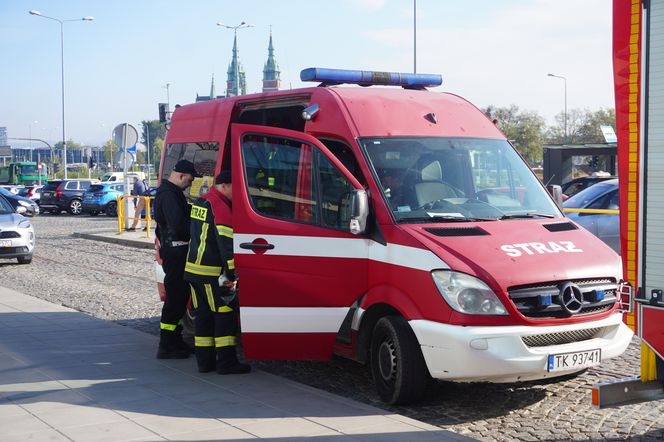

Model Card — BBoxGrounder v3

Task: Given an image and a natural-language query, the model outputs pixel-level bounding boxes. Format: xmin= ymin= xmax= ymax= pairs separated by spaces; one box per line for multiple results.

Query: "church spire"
xmin=262 ymin=29 xmax=281 ymax=92
xmin=226 ymin=34 xmax=247 ymax=97
xmin=209 ymin=74 xmax=216 ymax=99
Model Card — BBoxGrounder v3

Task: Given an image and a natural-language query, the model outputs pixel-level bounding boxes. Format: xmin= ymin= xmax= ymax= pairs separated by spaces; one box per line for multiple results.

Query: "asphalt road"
xmin=1 ymin=214 xmax=663 ymax=441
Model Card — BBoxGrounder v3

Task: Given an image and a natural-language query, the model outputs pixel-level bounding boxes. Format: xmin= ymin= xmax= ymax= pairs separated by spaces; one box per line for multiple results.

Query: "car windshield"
xmin=20 ymin=165 xmax=37 ymax=174
xmin=43 ymin=181 xmax=60 ymax=191
xmin=0 ymin=196 xmax=12 ymax=214
xmin=360 ymin=137 xmax=560 ymax=223
xmin=564 ymin=181 xmax=616 ymax=208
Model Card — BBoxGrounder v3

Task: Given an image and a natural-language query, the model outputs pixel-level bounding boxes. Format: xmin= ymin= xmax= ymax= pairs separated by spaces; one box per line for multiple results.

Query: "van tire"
xmin=370 ymin=316 xmax=428 ymax=405
xmin=106 ymin=202 xmax=118 ymax=217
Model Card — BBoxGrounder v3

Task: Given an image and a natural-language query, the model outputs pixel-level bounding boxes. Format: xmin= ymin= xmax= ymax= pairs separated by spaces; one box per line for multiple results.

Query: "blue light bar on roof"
xmin=300 ymin=67 xmax=442 ymax=88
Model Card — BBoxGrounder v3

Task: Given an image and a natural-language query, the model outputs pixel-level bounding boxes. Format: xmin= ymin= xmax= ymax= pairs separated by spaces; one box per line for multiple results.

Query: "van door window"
xmin=242 ymin=135 xmax=317 ymax=223
xmin=318 ymin=153 xmax=354 ymax=230
xmin=162 ymin=142 xmax=219 ymax=201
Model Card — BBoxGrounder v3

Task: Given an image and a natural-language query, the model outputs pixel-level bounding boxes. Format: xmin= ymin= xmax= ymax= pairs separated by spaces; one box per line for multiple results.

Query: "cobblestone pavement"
xmin=2 ymin=215 xmax=664 ymax=441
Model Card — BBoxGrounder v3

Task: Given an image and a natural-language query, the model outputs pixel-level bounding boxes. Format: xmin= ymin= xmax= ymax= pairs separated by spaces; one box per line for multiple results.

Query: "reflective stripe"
xmin=195 ymin=336 xmax=214 ymax=347
xmin=227 ymin=259 xmax=235 ymax=270
xmin=233 ymin=233 xmax=450 ymax=272
xmin=195 ymin=223 xmax=209 ymax=265
xmin=205 ymin=283 xmax=215 ymax=311
xmin=218 ymin=305 xmax=233 ymax=313
xmin=215 ymin=336 xmax=236 ymax=347
xmin=240 ymin=307 xmax=349 ymax=333
xmin=268 ymin=177 xmax=275 ymax=186
xmin=185 ymin=262 xmax=222 ymax=276
xmin=190 ymin=285 xmax=198 ymax=309
xmin=217 ymin=225 xmax=233 ymax=238
xmin=160 ymin=322 xmax=178 ymax=331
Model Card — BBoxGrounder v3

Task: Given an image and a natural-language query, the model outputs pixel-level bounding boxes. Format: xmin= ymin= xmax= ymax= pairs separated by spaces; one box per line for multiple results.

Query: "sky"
xmin=0 ymin=0 xmax=615 ymax=148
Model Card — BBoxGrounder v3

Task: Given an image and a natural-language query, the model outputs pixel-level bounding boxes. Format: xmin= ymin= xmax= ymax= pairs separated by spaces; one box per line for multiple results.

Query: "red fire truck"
xmin=592 ymin=0 xmax=664 ymax=407
xmin=156 ymin=68 xmax=632 ymax=404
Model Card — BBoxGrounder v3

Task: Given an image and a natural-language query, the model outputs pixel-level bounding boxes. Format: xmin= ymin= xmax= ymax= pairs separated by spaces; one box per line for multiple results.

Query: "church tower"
xmin=226 ymin=34 xmax=247 ymax=97
xmin=262 ymin=31 xmax=281 ymax=92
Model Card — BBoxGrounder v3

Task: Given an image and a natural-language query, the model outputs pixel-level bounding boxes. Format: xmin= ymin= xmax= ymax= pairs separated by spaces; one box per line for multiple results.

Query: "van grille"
xmin=522 ymin=327 xmax=603 ymax=347
xmin=0 ymin=231 xmax=20 ymax=239
xmin=424 ymin=227 xmax=488 ymax=237
xmin=508 ymin=278 xmax=617 ymax=318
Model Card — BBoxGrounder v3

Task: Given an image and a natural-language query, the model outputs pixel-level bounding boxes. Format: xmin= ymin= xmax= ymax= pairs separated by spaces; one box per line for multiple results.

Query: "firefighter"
xmin=184 ymin=170 xmax=251 ymax=374
xmin=153 ymin=159 xmax=200 ymax=359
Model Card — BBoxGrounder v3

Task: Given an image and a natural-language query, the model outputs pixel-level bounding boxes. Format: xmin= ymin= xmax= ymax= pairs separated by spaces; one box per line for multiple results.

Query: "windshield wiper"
xmin=499 ymin=212 xmax=556 ymax=220
xmin=399 ymin=215 xmax=495 ymax=223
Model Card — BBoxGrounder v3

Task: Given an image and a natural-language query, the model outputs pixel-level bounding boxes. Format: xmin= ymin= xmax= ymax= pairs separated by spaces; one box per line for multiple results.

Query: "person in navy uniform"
xmin=153 ymin=159 xmax=200 ymax=359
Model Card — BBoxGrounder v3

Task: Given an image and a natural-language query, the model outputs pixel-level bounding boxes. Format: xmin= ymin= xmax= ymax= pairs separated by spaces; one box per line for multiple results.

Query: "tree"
xmin=140 ymin=120 xmax=167 ymax=177
xmin=54 ymin=139 xmax=82 ymax=151
xmin=102 ymin=139 xmax=117 ymax=169
xmin=545 ymin=108 xmax=616 ymax=144
xmin=482 ymin=105 xmax=546 ymax=164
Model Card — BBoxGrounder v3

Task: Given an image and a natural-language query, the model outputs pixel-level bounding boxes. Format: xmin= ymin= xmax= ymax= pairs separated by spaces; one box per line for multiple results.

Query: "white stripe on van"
xmin=233 ymin=233 xmax=449 ymax=271
xmin=240 ymin=307 xmax=350 ymax=333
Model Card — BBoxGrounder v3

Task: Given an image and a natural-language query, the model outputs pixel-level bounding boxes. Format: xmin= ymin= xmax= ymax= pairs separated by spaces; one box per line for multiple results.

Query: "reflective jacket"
xmin=183 ymin=187 xmax=235 ymax=283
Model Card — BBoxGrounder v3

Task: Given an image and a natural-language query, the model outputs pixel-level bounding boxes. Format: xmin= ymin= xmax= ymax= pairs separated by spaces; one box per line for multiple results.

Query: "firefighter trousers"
xmin=159 ymin=245 xmax=189 ymax=335
xmin=189 ymin=282 xmax=240 ymax=372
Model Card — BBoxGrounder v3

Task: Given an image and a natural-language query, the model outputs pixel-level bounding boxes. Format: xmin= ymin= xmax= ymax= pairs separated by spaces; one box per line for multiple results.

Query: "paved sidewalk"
xmin=0 ymin=287 xmax=470 ymax=441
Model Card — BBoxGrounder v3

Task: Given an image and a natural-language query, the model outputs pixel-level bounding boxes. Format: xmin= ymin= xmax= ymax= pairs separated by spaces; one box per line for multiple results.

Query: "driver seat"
xmin=414 ymin=161 xmax=458 ymax=207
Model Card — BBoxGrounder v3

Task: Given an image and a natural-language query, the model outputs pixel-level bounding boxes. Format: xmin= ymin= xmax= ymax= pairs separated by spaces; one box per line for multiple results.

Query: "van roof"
xmin=169 ymin=85 xmax=503 ymax=141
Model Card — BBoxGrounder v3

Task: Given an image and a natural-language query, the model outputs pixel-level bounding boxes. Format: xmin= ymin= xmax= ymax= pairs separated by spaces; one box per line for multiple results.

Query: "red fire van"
xmin=156 ymin=68 xmax=633 ymax=404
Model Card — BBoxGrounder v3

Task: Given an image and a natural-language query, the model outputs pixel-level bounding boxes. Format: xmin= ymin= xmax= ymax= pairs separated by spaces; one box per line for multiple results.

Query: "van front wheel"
xmin=370 ymin=316 xmax=428 ymax=405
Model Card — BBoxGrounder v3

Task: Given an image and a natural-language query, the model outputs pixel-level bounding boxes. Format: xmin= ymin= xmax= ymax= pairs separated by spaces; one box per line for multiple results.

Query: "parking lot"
xmin=1 ymin=214 xmax=663 ymax=441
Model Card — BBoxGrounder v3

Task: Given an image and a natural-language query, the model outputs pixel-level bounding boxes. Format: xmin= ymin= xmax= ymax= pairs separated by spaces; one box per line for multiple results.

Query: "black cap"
xmin=172 ymin=160 xmax=202 ymax=177
xmin=215 ymin=170 xmax=232 ymax=185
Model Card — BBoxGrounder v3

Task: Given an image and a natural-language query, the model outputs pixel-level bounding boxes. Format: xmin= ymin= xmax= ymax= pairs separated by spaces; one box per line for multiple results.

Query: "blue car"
xmin=82 ymin=182 xmax=124 ymax=217
xmin=563 ymin=178 xmax=620 ymax=254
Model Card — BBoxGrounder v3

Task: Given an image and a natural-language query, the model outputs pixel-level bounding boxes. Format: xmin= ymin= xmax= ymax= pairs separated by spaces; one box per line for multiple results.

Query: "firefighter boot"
xmin=156 ymin=331 xmax=191 ymax=359
xmin=195 ymin=347 xmax=215 ymax=373
xmin=173 ymin=326 xmax=195 ymax=355
xmin=216 ymin=346 xmax=251 ymax=375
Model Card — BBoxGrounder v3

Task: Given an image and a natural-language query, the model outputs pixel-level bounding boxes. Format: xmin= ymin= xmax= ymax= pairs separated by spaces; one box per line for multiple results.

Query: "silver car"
xmin=563 ymin=178 xmax=620 ymax=254
xmin=0 ymin=194 xmax=35 ymax=264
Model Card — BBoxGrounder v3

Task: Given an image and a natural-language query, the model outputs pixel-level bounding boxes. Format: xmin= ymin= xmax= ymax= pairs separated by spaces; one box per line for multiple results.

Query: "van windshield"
xmin=360 ymin=137 xmax=560 ymax=223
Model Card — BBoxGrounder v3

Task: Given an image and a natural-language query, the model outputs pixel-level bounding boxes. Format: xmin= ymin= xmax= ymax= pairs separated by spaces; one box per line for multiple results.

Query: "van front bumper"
xmin=410 ymin=313 xmax=633 ymax=383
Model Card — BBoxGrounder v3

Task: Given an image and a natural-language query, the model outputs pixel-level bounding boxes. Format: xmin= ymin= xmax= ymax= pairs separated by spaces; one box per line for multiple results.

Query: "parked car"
xmin=563 ymin=178 xmax=620 ymax=254
xmin=82 ymin=182 xmax=124 ymax=216
xmin=561 ymin=174 xmax=617 ymax=198
xmin=0 ymin=186 xmax=39 ymax=217
xmin=17 ymin=185 xmax=43 ymax=205
xmin=140 ymin=186 xmax=157 ymax=219
xmin=40 ymin=179 xmax=99 ymax=215
xmin=0 ymin=185 xmax=24 ymax=195
xmin=0 ymin=194 xmax=35 ymax=264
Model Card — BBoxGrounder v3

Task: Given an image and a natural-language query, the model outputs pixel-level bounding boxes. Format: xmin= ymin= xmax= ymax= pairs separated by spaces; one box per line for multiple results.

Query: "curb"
xmin=72 ymin=232 xmax=154 ymax=249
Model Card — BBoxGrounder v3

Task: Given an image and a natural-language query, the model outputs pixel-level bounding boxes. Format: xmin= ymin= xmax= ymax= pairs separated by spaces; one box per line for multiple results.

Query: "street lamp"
xmin=216 ymin=21 xmax=254 ymax=96
xmin=547 ymin=73 xmax=568 ymax=144
xmin=29 ymin=10 xmax=94 ymax=179
xmin=413 ymin=0 xmax=417 ymax=73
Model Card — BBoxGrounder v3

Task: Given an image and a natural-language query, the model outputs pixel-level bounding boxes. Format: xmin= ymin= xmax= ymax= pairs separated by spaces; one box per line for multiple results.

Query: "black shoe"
xmin=126 ymin=227 xmax=136 ymax=231
xmin=198 ymin=364 xmax=215 ymax=373
xmin=156 ymin=345 xmax=190 ymax=359
xmin=217 ymin=362 xmax=251 ymax=375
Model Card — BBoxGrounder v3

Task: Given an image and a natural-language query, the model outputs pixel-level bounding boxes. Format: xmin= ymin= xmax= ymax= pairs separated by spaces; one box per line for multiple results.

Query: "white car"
xmin=0 ymin=194 xmax=35 ymax=264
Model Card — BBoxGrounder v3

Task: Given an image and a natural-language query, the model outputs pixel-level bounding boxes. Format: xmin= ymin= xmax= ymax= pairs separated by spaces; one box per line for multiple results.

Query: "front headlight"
xmin=431 ymin=270 xmax=508 ymax=315
xmin=18 ymin=219 xmax=32 ymax=229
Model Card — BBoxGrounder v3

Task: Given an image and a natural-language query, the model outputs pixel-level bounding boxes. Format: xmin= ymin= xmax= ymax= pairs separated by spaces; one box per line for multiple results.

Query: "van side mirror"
xmin=16 ymin=206 xmax=27 ymax=214
xmin=547 ymin=184 xmax=563 ymax=209
xmin=349 ymin=189 xmax=369 ymax=235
